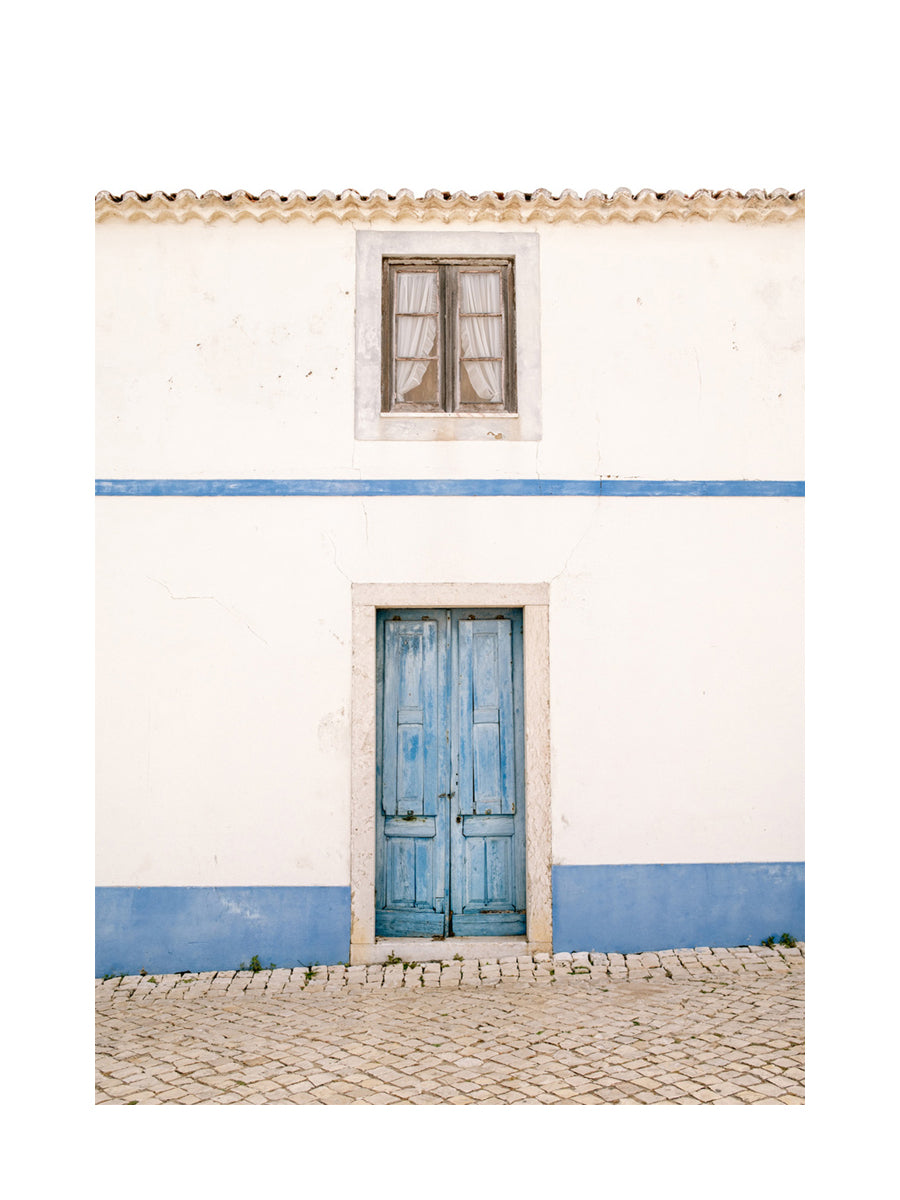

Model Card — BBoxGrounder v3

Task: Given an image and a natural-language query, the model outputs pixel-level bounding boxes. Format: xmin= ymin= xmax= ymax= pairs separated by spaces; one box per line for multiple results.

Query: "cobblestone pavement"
xmin=96 ymin=944 xmax=804 ymax=1104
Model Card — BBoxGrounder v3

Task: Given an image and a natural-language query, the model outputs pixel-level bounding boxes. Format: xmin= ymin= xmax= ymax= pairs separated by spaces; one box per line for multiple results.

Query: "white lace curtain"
xmin=459 ymin=272 xmax=502 ymax=402
xmin=393 ymin=269 xmax=504 ymax=405
xmin=394 ymin=272 xmax=438 ymax=402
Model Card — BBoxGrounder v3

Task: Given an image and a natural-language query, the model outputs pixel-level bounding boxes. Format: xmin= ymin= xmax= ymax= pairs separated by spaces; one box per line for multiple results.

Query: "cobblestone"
xmin=96 ymin=943 xmax=803 ymax=1105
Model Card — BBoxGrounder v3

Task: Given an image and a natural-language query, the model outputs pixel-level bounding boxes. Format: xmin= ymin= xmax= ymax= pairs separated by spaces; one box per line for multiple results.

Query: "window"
xmin=382 ymin=258 xmax=516 ymax=415
xmin=355 ymin=230 xmax=540 ymax=441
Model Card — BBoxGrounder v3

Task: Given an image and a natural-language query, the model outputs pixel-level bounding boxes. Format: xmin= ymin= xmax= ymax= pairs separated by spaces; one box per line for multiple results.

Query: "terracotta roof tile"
xmin=95 ymin=188 xmax=803 ymax=224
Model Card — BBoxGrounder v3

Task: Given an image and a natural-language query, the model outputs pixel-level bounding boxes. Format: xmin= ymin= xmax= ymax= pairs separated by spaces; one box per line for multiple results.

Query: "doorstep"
xmin=350 ymin=936 xmax=552 ymax=966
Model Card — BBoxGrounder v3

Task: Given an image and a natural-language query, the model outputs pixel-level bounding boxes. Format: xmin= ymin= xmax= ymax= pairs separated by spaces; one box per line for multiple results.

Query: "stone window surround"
xmin=350 ymin=582 xmax=551 ymax=964
xmin=354 ymin=231 xmax=542 ymax=441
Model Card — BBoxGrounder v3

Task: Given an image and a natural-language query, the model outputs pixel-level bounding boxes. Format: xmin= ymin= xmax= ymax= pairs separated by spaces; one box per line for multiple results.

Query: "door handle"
xmin=438 ymin=791 xmax=455 ymax=799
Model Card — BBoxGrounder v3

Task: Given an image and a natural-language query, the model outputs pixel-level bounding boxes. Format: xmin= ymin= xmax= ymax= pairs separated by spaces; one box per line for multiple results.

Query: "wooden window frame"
xmin=381 ymin=257 xmax=517 ymax=416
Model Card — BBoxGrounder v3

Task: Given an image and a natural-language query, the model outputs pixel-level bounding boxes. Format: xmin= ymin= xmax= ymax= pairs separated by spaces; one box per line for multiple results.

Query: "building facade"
xmin=95 ymin=188 xmax=804 ymax=975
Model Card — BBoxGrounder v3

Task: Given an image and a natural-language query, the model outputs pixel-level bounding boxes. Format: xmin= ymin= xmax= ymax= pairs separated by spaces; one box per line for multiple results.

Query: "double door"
xmin=375 ymin=609 xmax=526 ymax=938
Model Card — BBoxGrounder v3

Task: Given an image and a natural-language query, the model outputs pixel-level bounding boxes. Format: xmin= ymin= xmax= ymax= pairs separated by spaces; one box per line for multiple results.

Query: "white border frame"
xmin=350 ymin=583 xmax=551 ymax=964
xmin=354 ymin=231 xmax=542 ymax=441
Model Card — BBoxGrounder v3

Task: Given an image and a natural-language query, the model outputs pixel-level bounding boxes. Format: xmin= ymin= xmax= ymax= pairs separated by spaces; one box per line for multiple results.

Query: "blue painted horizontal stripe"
xmin=552 ymin=862 xmax=804 ymax=955
xmin=95 ymin=478 xmax=805 ymax=497
xmin=95 ymin=886 xmax=350 ymax=977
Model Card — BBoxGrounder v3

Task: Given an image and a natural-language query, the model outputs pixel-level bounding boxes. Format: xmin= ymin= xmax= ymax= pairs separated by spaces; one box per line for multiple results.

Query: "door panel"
xmin=375 ymin=609 xmax=525 ymax=938
xmin=458 ymin=620 xmax=516 ymax=816
xmin=381 ymin=620 xmax=439 ymax=818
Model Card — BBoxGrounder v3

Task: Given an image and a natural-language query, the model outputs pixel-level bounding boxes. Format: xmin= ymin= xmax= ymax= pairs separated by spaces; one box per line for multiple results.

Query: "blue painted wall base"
xmin=96 ymin=867 xmax=804 ymax=973
xmin=552 ymin=863 xmax=804 ymax=954
xmin=95 ymin=886 xmax=351 ymax=977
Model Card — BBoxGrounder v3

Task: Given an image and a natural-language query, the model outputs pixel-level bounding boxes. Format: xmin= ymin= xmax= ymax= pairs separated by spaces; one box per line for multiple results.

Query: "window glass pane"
xmin=459 ymin=271 xmax=501 ymax=314
xmin=459 ymin=355 xmax=502 ymax=404
xmin=396 ymin=314 xmax=438 ymax=360
xmin=396 ymin=270 xmax=438 ymax=314
xmin=459 ymin=310 xmax=503 ymax=403
xmin=459 ymin=360 xmax=502 ymax=406
xmin=459 ymin=314 xmax=502 ymax=359
xmin=396 ymin=356 xmax=439 ymax=407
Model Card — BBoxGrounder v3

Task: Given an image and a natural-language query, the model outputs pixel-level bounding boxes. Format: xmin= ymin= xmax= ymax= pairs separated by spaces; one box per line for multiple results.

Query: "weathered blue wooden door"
xmin=376 ymin=609 xmax=526 ymax=938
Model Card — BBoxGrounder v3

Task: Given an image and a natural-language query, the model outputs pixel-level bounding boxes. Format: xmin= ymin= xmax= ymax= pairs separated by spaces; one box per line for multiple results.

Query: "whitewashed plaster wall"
xmin=96 ymin=218 xmax=803 ymax=481
xmin=96 ymin=215 xmax=803 ymax=889
xmin=95 ymin=497 xmax=803 ymax=885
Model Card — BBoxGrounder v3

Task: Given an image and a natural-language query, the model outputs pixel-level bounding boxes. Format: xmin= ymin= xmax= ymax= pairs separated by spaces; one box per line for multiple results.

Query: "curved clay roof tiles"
xmin=95 ymin=187 xmax=803 ymax=224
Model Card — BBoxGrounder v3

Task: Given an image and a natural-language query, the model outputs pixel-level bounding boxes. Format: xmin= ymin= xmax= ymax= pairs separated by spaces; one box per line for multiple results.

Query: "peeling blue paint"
xmin=95 ymin=886 xmax=350 ymax=976
xmin=95 ymin=479 xmax=805 ymax=498
xmin=552 ymin=863 xmax=804 ymax=954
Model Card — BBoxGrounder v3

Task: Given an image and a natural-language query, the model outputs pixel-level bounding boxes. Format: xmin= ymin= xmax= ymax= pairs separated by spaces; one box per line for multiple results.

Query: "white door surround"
xmin=350 ymin=583 xmax=551 ymax=965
